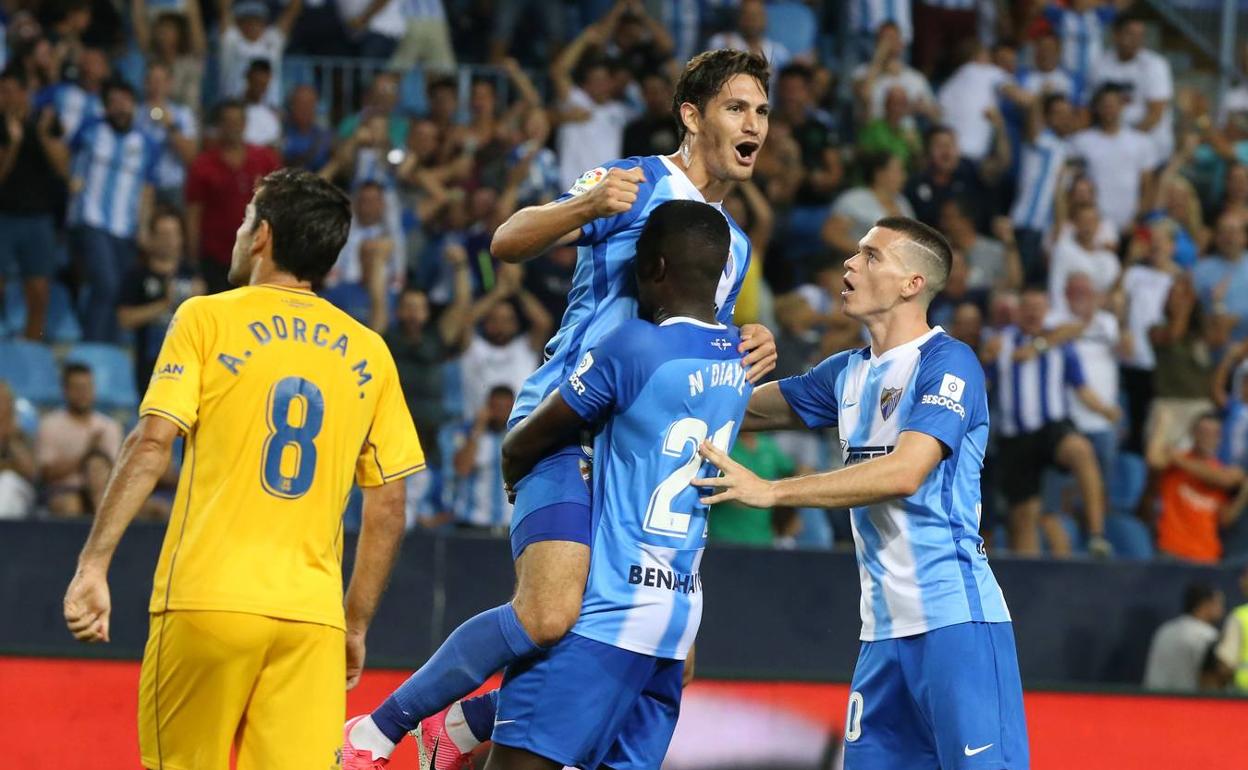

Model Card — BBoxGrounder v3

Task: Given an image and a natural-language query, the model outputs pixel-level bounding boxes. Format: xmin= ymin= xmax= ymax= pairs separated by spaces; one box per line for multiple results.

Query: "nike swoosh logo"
xmin=495 ymin=719 xmax=516 ymax=726
xmin=964 ymin=743 xmax=993 ymax=757
xmin=844 ymin=401 xmax=858 ymax=408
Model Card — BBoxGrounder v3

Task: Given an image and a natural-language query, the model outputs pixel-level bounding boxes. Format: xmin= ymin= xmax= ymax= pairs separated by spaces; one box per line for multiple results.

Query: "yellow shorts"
xmin=138 ymin=610 xmax=345 ymax=770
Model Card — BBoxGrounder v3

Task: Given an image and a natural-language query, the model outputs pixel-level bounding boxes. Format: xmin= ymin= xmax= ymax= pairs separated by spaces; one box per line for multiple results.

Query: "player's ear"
xmin=900 ymin=271 xmax=925 ymax=301
xmin=679 ymin=102 xmax=701 ymax=138
xmin=251 ymin=218 xmax=272 ymax=258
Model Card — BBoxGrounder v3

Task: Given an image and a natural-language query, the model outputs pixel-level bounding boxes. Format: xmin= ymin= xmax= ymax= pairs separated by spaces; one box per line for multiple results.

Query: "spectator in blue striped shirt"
xmin=1040 ymin=0 xmax=1129 ymax=108
xmin=444 ymin=385 xmax=515 ymax=531
xmin=35 ymin=45 xmax=108 ymax=139
xmin=1011 ymin=92 xmax=1076 ymax=283
xmin=1017 ymin=32 xmax=1075 ymax=104
xmin=65 ymin=79 xmax=159 ymax=343
xmin=981 ymin=286 xmax=1118 ymax=556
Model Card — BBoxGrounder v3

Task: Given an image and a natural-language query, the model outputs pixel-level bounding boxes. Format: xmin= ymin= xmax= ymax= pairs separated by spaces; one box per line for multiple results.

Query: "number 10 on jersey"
xmin=643 ymin=417 xmax=735 ymax=537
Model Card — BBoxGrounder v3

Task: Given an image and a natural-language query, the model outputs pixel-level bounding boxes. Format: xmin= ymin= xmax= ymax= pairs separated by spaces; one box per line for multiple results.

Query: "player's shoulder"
xmin=815 ymin=345 xmax=868 ymax=377
xmin=918 ymin=332 xmax=984 ymax=381
xmin=570 ymin=155 xmax=666 ymax=196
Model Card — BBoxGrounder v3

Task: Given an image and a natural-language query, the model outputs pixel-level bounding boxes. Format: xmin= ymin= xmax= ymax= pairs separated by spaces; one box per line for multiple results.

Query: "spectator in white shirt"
xmin=1090 ymin=13 xmax=1174 ymax=162
xmin=551 ymin=21 xmax=636 ymax=189
xmin=707 ymin=0 xmax=793 ymax=75
xmin=1144 ymin=584 xmax=1225 ymax=692
xmin=216 ymin=0 xmax=302 ymax=107
xmin=937 ymin=40 xmax=1027 ymax=163
xmin=941 ymin=200 xmax=1023 ymax=293
xmin=326 ymin=181 xmax=404 ymax=331
xmin=1017 ymin=31 xmax=1074 ymax=101
xmin=852 ymin=22 xmax=937 ymax=123
xmin=847 ymin=0 xmax=912 ymax=63
xmin=459 ymin=263 xmax=552 ymax=418
xmin=241 ymin=59 xmax=282 ymax=148
xmin=1049 ymin=202 xmax=1120 ymax=316
xmin=1012 ymin=93 xmax=1075 ymax=282
xmin=1050 ymin=271 xmax=1130 ymax=490
xmin=821 ymin=151 xmax=914 ymax=257
xmin=1068 ymin=85 xmax=1157 ymax=234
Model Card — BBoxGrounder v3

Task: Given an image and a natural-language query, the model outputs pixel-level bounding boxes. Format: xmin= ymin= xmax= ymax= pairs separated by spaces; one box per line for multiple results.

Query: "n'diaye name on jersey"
xmin=511 ymin=155 xmax=752 ymax=425
xmin=557 ymin=317 xmax=754 ymax=660
xmin=777 ymin=327 xmax=1011 ymax=641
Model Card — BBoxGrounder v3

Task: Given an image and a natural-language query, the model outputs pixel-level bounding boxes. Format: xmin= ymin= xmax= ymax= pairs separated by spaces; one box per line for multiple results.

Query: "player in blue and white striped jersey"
xmin=343 ymin=50 xmax=778 ymax=770
xmin=442 ymin=385 xmax=515 ymax=530
xmin=486 ymin=200 xmax=752 ymax=770
xmin=696 ymin=218 xmax=1029 ymax=770
xmin=1011 ymin=92 xmax=1076 ymax=283
xmin=35 ymin=47 xmax=110 ymax=138
xmin=1042 ymin=0 xmax=1124 ymax=106
xmin=66 ymin=80 xmax=159 ymax=344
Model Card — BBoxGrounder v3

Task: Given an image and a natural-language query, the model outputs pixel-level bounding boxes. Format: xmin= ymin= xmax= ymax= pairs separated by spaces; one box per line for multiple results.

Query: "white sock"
xmin=443 ymin=702 xmax=482 ymax=753
xmin=349 ymin=715 xmax=397 ymax=760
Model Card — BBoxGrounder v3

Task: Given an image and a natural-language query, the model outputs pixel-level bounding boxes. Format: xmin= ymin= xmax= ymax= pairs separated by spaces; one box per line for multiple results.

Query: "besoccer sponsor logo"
xmin=922 ymin=393 xmax=966 ymax=419
xmin=939 ymin=373 xmax=965 ymax=402
xmin=628 ymin=564 xmax=702 ymax=594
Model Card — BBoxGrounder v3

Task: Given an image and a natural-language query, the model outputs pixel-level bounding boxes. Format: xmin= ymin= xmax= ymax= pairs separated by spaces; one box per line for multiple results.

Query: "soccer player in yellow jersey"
xmin=62 ymin=168 xmax=425 ymax=770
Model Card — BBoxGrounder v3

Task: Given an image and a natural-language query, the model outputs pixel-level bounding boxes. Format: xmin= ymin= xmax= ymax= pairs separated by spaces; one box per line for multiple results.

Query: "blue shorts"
xmin=493 ymin=632 xmax=683 ymax=770
xmin=507 ymin=443 xmax=591 ymax=560
xmin=844 ymin=621 xmax=1029 ymax=770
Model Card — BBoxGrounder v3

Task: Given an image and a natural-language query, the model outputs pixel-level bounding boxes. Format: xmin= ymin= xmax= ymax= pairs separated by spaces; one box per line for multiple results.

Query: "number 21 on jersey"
xmin=643 ymin=417 xmax=734 ymax=537
xmin=261 ymin=376 xmax=325 ymax=499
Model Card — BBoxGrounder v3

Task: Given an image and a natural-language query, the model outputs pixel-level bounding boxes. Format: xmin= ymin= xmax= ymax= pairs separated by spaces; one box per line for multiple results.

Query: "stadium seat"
xmin=442 ymin=359 xmax=464 ymax=419
xmin=65 ymin=343 xmax=138 ymax=412
xmin=1053 ymin=513 xmax=1085 ymax=555
xmin=0 ymin=339 xmax=61 ymax=406
xmin=399 ymin=69 xmax=429 ymax=116
xmin=1109 ymin=452 xmax=1147 ymax=514
xmin=3 ymin=281 xmax=82 ymax=342
xmin=1104 ymin=513 xmax=1155 ymax=560
xmin=766 ymin=1 xmax=818 ymax=59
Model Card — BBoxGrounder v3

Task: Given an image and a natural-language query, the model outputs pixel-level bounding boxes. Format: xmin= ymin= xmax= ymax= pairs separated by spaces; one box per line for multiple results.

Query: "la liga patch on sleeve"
xmin=569 ymin=166 xmax=608 ymax=196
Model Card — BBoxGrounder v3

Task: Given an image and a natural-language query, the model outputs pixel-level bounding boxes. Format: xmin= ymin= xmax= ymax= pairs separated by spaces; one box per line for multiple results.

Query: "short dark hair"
xmin=1042 ymin=92 xmax=1069 ymax=118
xmin=251 ymin=168 xmax=351 ymax=284
xmin=859 ymin=150 xmax=898 ymax=187
xmin=778 ymin=62 xmax=814 ymax=85
xmin=672 ymin=49 xmax=770 ymax=143
xmin=247 ymin=58 xmax=273 ymax=75
xmin=101 ymin=78 xmax=135 ymax=101
xmin=1113 ymin=11 xmax=1146 ymax=31
xmin=488 ymin=384 xmax=516 ymax=401
xmin=635 ymin=200 xmax=729 ymax=292
xmin=212 ymin=98 xmax=245 ymax=125
xmin=875 ymin=216 xmax=954 ymax=299
xmin=923 ymin=124 xmax=955 ymax=153
xmin=62 ymin=361 xmax=92 ymax=384
xmin=1182 ymin=582 xmax=1218 ymax=615
xmin=427 ymin=76 xmax=456 ymax=97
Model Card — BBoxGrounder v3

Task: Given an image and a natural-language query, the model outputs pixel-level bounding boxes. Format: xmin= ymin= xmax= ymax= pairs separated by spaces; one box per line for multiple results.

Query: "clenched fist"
xmin=583 ymin=166 xmax=646 ymax=219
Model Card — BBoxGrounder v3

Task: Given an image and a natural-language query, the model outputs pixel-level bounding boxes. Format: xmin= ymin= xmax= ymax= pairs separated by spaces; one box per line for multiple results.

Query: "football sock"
xmin=347 ymin=715 xmax=396 ymax=760
xmin=370 ymin=604 xmax=540 ymax=743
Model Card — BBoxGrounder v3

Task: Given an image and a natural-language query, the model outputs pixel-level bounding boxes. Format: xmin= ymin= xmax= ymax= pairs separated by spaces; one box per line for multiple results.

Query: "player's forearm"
xmin=770 ymin=454 xmax=922 ymax=509
xmin=491 ymin=197 xmax=591 ymax=263
xmin=345 ymin=479 xmax=407 ymax=635
xmin=77 ymin=430 xmax=172 ymax=570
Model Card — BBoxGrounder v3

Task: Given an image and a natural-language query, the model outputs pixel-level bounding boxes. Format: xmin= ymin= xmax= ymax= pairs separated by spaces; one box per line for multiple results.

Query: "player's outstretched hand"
xmin=63 ymin=567 xmax=111 ymax=643
xmin=346 ymin=630 xmax=366 ymax=690
xmin=692 ymin=440 xmax=777 ymax=508
xmin=739 ymin=324 xmax=777 ymax=383
xmin=585 ymin=167 xmax=645 ymax=220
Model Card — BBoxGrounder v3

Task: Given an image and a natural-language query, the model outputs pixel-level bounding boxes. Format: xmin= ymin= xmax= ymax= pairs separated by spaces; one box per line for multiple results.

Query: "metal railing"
xmin=1142 ymin=0 xmax=1246 ymax=103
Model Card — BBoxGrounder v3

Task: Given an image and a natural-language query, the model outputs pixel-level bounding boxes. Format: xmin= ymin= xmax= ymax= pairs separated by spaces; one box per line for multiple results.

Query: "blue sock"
xmin=370 ymin=604 xmax=540 ymax=744
xmin=459 ymin=689 xmax=500 ymax=743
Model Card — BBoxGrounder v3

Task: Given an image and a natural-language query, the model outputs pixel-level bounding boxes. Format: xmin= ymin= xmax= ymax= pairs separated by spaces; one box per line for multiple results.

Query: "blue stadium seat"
xmin=1109 ymin=452 xmax=1147 ymax=514
xmin=0 ymin=340 xmax=61 ymax=406
xmin=400 ymin=69 xmax=429 ymax=116
xmin=1053 ymin=513 xmax=1086 ymax=555
xmin=1104 ymin=513 xmax=1155 ymax=560
xmin=766 ymin=1 xmax=818 ymax=58
xmin=65 ymin=343 xmax=138 ymax=412
xmin=3 ymin=281 xmax=82 ymax=342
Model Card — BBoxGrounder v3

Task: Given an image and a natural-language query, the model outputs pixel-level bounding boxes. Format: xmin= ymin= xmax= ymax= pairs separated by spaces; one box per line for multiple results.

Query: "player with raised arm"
xmin=693 ymin=217 xmax=1029 ymax=770
xmin=62 ymin=168 xmax=425 ymax=770
xmin=487 ymin=199 xmax=753 ymax=770
xmin=343 ymin=49 xmax=776 ymax=770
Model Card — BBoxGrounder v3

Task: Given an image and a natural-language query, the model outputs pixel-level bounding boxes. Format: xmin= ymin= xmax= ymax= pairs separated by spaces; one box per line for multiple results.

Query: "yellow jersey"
xmin=140 ymin=284 xmax=425 ymax=630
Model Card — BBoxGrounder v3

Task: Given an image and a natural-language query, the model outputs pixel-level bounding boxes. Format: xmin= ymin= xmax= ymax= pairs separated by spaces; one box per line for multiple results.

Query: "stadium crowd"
xmin=3 ymin=0 xmax=1248 ymax=570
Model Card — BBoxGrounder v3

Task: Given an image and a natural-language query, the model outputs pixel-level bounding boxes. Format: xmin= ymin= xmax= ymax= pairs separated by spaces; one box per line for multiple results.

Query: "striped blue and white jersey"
xmin=561 ymin=317 xmax=753 ymax=659
xmin=68 ymin=118 xmax=160 ymax=238
xmin=1010 ymin=129 xmax=1069 ymax=231
xmin=1043 ymin=3 xmax=1116 ymax=103
xmin=36 ymin=83 xmax=103 ymax=139
xmin=991 ymin=325 xmax=1085 ymax=437
xmin=778 ymin=328 xmax=1010 ymax=641
xmin=440 ymin=423 xmax=512 ymax=528
xmin=511 ymin=154 xmax=752 ymax=424
xmin=137 ymin=101 xmax=197 ymax=192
